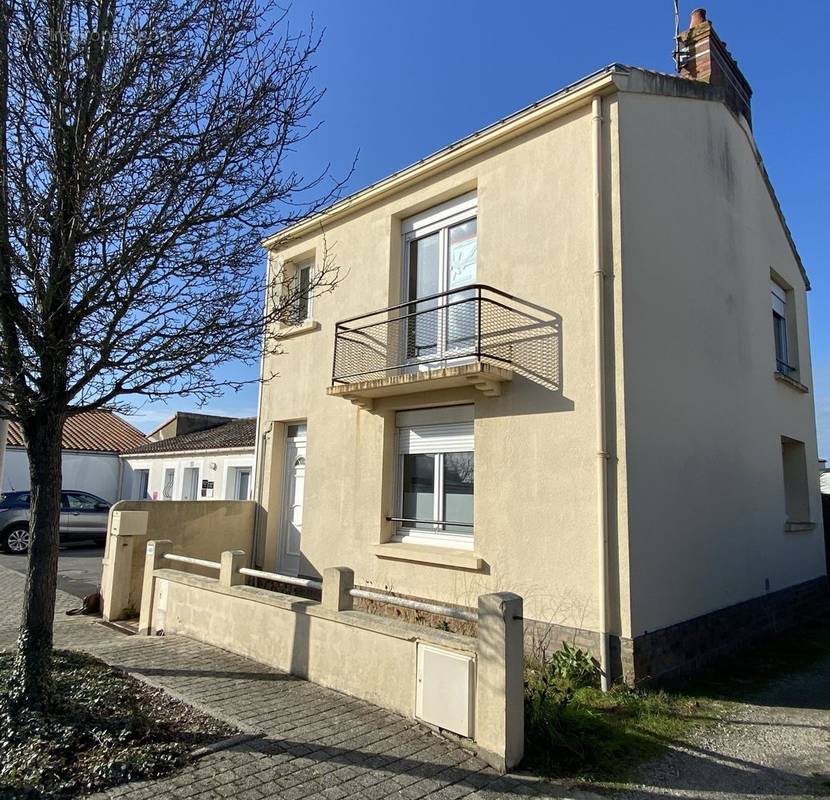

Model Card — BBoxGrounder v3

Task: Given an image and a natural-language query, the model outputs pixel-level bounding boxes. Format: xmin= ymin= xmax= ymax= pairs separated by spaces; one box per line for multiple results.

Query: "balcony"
xmin=328 ymin=285 xmax=560 ymax=409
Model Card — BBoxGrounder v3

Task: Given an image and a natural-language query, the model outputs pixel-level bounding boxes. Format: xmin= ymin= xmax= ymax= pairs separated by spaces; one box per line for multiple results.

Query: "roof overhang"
xmin=120 ymin=446 xmax=254 ymax=459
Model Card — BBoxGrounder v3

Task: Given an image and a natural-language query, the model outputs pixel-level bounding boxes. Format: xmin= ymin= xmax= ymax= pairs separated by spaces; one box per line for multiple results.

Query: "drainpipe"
xmin=591 ymin=94 xmax=610 ymax=691
xmin=116 ymin=454 xmax=125 ymax=501
xmin=251 ymin=250 xmax=271 ymax=568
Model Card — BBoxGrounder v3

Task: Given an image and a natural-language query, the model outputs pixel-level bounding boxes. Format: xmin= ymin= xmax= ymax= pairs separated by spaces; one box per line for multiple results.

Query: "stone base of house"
xmin=626 ymin=576 xmax=828 ymax=683
xmin=523 ymin=576 xmax=828 ymax=684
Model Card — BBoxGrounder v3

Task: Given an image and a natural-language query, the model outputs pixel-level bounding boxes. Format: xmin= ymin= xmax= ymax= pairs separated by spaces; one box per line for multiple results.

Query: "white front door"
xmin=277 ymin=424 xmax=306 ymax=576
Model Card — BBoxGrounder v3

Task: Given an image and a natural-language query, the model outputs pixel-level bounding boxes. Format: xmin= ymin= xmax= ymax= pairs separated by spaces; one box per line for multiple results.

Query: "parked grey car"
xmin=0 ymin=490 xmax=111 ymax=554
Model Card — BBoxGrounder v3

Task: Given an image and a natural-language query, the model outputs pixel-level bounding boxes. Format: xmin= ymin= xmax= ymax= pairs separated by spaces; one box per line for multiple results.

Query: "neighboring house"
xmin=251 ymin=11 xmax=825 ymax=683
xmin=121 ymin=413 xmax=255 ymax=501
xmin=3 ymin=410 xmax=145 ymax=502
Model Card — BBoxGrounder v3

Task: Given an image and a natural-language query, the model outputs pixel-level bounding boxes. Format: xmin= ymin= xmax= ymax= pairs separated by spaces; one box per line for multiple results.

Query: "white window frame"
xmin=223 ymin=458 xmax=255 ymax=500
xmin=771 ymin=276 xmax=800 ymax=381
xmin=132 ymin=467 xmax=150 ymax=500
xmin=179 ymin=460 xmax=203 ymax=501
xmin=393 ymin=405 xmax=474 ymax=549
xmin=161 ymin=465 xmax=177 ymax=501
xmin=400 ymin=193 xmax=478 ymax=368
xmin=290 ymin=258 xmax=314 ymax=324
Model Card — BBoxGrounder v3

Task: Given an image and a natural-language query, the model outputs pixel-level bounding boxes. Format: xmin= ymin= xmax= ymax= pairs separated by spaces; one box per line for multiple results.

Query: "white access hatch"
xmin=415 ymin=643 xmax=475 ymax=737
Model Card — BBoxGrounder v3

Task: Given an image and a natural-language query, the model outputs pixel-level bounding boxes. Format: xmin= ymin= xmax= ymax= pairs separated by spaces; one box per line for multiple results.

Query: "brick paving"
xmin=0 ymin=565 xmax=595 ymax=800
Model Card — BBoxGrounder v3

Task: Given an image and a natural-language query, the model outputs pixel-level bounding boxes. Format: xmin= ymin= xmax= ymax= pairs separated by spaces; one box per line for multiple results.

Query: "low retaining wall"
xmin=138 ymin=542 xmax=524 ymax=772
xmin=100 ymin=500 xmax=255 ymax=622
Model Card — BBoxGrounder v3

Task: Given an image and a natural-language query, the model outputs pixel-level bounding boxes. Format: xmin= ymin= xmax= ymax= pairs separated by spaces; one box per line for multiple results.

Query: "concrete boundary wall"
xmin=137 ymin=542 xmax=524 ymax=772
xmin=101 ymin=500 xmax=255 ymax=622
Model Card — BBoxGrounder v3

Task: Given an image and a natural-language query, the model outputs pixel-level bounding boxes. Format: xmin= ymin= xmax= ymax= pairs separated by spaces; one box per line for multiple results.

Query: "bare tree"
xmin=0 ymin=0 xmax=345 ymax=707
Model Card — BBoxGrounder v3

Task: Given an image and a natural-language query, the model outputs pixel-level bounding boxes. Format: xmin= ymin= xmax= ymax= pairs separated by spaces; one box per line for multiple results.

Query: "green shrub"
xmin=523 ymin=644 xmax=700 ymax=779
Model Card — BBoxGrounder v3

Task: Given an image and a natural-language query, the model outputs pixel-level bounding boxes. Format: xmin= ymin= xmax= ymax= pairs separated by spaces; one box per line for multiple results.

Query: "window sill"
xmin=276 ymin=319 xmax=320 ymax=339
xmin=774 ymin=371 xmax=809 ymax=394
xmin=784 ymin=521 xmax=816 ymax=533
xmin=372 ymin=543 xmax=483 ymax=571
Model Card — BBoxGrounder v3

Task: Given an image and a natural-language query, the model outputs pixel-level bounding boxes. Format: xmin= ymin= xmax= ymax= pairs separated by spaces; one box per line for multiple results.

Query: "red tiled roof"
xmin=6 ymin=410 xmax=147 ymax=453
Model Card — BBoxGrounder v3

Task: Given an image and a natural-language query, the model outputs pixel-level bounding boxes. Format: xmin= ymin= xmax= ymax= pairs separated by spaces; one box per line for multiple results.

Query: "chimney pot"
xmin=690 ymin=8 xmax=707 ymax=27
xmin=678 ymin=10 xmax=752 ymax=127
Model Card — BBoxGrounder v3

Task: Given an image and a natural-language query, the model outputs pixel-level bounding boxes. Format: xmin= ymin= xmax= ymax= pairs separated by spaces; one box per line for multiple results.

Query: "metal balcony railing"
xmin=331 ymin=284 xmax=561 ymax=390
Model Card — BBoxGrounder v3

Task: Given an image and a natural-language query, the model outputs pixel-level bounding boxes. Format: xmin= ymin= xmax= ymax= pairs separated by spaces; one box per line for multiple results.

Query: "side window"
xmin=771 ymin=277 xmax=797 ymax=378
xmin=284 ymin=259 xmax=313 ymax=325
xmin=781 ymin=437 xmax=810 ymax=525
xmin=162 ymin=468 xmax=176 ymax=500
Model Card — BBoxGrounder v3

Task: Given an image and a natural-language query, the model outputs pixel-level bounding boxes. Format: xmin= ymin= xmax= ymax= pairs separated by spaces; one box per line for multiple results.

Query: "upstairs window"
xmin=771 ymin=279 xmax=796 ymax=377
xmin=401 ymin=193 xmax=477 ymax=367
xmin=284 ymin=259 xmax=313 ymax=325
xmin=394 ymin=405 xmax=474 ymax=548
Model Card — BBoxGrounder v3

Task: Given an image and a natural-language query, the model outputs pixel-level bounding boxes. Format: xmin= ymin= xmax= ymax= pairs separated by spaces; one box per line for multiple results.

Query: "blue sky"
xmin=131 ymin=0 xmax=830 ymax=456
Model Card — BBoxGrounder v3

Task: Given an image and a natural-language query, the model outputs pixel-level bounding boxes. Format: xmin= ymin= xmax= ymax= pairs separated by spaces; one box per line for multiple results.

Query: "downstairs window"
xmin=394 ymin=405 xmax=474 ymax=548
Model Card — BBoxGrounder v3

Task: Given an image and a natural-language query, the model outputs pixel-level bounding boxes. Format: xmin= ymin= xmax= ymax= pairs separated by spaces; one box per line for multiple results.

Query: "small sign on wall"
xmin=201 ymin=479 xmax=215 ymax=498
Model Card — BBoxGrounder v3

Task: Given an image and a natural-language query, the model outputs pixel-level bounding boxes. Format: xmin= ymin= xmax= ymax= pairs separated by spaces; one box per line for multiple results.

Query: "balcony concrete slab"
xmin=327 ymin=362 xmax=513 ymax=409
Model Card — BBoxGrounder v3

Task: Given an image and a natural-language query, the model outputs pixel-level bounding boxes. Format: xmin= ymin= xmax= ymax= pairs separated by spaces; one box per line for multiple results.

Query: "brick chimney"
xmin=677 ymin=8 xmax=753 ymax=127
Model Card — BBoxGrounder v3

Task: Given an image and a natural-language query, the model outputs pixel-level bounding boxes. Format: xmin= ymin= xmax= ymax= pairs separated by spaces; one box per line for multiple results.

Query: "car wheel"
xmin=3 ymin=525 xmax=31 ymax=554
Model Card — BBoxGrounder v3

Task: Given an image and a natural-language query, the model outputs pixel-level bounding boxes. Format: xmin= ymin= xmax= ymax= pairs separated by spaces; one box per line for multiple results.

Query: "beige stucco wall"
xmin=101 ymin=499 xmax=255 ymax=618
xmin=257 ymin=96 xmax=633 ymax=640
xmin=617 ymin=92 xmax=824 ymax=635
xmin=257 ymin=80 xmax=822 ymax=649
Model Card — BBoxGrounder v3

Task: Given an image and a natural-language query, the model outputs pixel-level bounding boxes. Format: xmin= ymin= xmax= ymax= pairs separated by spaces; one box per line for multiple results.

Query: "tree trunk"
xmin=8 ymin=412 xmax=65 ymax=709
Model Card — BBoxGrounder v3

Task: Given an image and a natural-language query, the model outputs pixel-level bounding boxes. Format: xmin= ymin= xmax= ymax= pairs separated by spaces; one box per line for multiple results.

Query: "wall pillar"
xmin=220 ymin=549 xmax=247 ymax=587
xmin=475 ymin=592 xmax=524 ymax=772
xmin=138 ymin=539 xmax=172 ymax=635
xmin=322 ymin=567 xmax=354 ymax=611
xmin=101 ymin=509 xmax=148 ymax=621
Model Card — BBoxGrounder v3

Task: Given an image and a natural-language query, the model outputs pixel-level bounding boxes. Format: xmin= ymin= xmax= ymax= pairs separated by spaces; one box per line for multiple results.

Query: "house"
xmin=2 ymin=410 xmax=146 ymax=502
xmin=250 ymin=10 xmax=825 ymax=683
xmin=121 ymin=412 xmax=255 ymax=501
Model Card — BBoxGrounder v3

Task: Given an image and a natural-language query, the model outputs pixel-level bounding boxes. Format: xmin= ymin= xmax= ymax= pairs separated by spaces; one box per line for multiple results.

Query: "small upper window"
xmin=771 ymin=279 xmax=796 ymax=377
xmin=289 ymin=260 xmax=313 ymax=324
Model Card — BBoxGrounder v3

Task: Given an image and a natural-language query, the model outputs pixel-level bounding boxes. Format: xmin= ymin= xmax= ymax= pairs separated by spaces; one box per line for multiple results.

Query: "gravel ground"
xmin=608 ymin=651 xmax=830 ymax=800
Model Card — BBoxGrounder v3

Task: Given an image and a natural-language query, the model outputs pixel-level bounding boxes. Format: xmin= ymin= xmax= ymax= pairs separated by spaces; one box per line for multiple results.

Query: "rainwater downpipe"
xmin=251 ymin=250 xmax=271 ymax=569
xmin=592 ymin=94 xmax=611 ymax=691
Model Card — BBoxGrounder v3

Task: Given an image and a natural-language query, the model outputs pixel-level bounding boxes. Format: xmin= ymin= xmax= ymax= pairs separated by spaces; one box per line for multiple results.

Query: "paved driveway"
xmin=0 ymin=542 xmax=103 ymax=599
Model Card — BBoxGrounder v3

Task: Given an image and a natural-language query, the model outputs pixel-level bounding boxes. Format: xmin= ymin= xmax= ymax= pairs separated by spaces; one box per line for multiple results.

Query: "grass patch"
xmin=525 ymin=607 xmax=830 ymax=783
xmin=524 ymin=681 xmax=708 ymax=781
xmin=0 ymin=650 xmax=236 ymax=798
